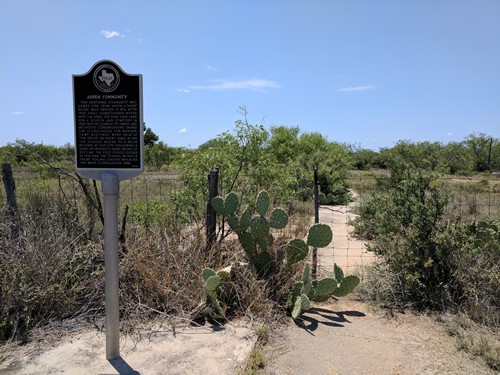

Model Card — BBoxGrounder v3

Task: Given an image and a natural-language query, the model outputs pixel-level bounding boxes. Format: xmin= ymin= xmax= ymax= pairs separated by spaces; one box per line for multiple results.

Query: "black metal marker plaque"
xmin=73 ymin=60 xmax=143 ymax=180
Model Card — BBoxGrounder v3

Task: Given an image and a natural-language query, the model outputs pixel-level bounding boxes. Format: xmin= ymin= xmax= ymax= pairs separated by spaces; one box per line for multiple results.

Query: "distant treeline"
xmin=0 ymin=129 xmax=498 ymax=176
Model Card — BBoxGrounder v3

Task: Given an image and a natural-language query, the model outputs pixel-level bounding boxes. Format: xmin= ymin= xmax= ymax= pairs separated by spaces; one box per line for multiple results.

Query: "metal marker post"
xmin=73 ymin=60 xmax=143 ymax=361
xmin=102 ymin=173 xmax=120 ymax=360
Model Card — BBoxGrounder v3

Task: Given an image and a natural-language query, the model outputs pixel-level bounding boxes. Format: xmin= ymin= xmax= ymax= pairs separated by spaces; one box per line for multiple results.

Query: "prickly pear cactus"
xmin=288 ymin=263 xmax=360 ymax=319
xmin=307 ymin=223 xmax=333 ymax=248
xmin=201 ymin=266 xmax=233 ymax=319
xmin=319 ymin=191 xmax=335 ymax=205
xmin=212 ymin=191 xmax=286 ymax=276
xmin=331 ymin=263 xmax=360 ymax=297
xmin=211 ymin=190 xmax=359 ymax=321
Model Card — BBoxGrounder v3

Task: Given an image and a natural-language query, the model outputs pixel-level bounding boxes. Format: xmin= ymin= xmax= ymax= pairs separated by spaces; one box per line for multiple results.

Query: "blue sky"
xmin=1 ymin=0 xmax=499 ymax=150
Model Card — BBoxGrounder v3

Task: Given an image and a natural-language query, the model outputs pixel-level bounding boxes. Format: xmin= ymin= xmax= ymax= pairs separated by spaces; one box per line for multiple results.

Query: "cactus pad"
xmin=217 ymin=265 xmax=232 ymax=281
xmin=239 ymin=206 xmax=253 ymax=232
xmin=291 ymin=294 xmax=310 ymax=319
xmin=306 ymin=223 xmax=333 ymax=248
xmin=224 ymin=192 xmax=239 ymax=215
xmin=301 ymin=264 xmax=312 ymax=296
xmin=269 ymin=208 xmax=289 ymax=229
xmin=212 ymin=196 xmax=225 ymax=215
xmin=310 ymin=278 xmax=337 ymax=302
xmin=202 ymin=267 xmax=217 ymax=282
xmin=333 ymin=263 xmax=344 ymax=283
xmin=251 ymin=215 xmax=270 ymax=238
xmin=205 ymin=275 xmax=221 ymax=292
xmin=226 ymin=215 xmax=239 ymax=232
xmin=238 ymin=232 xmax=256 ymax=256
xmin=332 ymin=275 xmax=360 ymax=297
xmin=253 ymin=251 xmax=275 ymax=277
xmin=256 ymin=191 xmax=270 ymax=216
xmin=285 ymin=239 xmax=309 ymax=265
xmin=257 ymin=233 xmax=274 ymax=251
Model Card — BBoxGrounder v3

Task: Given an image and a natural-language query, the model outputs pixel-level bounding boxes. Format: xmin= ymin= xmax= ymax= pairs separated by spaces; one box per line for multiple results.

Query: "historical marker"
xmin=73 ymin=60 xmax=144 ymax=360
xmin=73 ymin=60 xmax=144 ymax=181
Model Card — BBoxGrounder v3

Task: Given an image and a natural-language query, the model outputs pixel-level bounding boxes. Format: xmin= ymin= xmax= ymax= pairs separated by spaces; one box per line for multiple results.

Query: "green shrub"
xmin=353 ymin=163 xmax=499 ymax=328
xmin=352 ymin=164 xmax=451 ymax=307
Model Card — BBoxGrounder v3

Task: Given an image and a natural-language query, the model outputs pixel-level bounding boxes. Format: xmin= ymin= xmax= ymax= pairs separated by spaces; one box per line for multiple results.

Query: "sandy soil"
xmin=0 ymin=320 xmax=256 ymax=375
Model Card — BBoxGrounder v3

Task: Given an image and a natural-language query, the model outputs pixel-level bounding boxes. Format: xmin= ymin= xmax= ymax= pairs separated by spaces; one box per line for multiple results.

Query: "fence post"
xmin=206 ymin=168 xmax=219 ymax=248
xmin=2 ymin=163 xmax=18 ymax=237
xmin=312 ymin=167 xmax=319 ymax=279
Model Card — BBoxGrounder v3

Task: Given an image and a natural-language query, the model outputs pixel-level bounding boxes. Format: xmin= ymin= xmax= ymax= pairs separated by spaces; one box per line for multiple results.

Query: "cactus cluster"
xmin=213 ymin=191 xmax=332 ymax=276
xmin=319 ymin=191 xmax=335 ymax=205
xmin=211 ymin=190 xmax=359 ymax=320
xmin=201 ymin=266 xmax=231 ymax=319
xmin=288 ymin=263 xmax=360 ymax=319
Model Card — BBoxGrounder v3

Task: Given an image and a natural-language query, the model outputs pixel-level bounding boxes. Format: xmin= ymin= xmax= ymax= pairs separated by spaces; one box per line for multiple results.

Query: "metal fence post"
xmin=102 ymin=173 xmax=120 ymax=360
xmin=312 ymin=167 xmax=319 ymax=279
xmin=206 ymin=168 xmax=219 ymax=248
xmin=2 ymin=163 xmax=18 ymax=237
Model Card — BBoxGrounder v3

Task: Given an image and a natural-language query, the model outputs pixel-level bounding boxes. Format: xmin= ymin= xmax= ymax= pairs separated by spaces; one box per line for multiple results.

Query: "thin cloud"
xmin=447 ymin=132 xmax=453 ymax=136
xmin=177 ymin=89 xmax=191 ymax=94
xmin=185 ymin=79 xmax=280 ymax=92
xmin=337 ymin=85 xmax=375 ymax=92
xmin=179 ymin=128 xmax=187 ymax=133
xmin=12 ymin=111 xmax=25 ymax=115
xmin=206 ymin=65 xmax=217 ymax=72
xmin=100 ymin=30 xmax=123 ymax=39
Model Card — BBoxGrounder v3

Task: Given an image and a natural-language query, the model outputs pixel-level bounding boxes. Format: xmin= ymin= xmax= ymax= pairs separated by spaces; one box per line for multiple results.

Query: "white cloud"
xmin=177 ymin=88 xmax=191 ymax=93
xmin=447 ymin=132 xmax=453 ymax=136
xmin=206 ymin=65 xmax=217 ymax=72
xmin=12 ymin=111 xmax=25 ymax=115
xmin=179 ymin=128 xmax=187 ymax=133
xmin=185 ymin=79 xmax=280 ymax=92
xmin=100 ymin=30 xmax=122 ymax=39
xmin=337 ymin=85 xmax=375 ymax=92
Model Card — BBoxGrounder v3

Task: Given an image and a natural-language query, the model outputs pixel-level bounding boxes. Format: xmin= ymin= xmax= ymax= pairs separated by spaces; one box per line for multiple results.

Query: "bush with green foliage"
xmin=353 ymin=163 xmax=499 ymax=327
xmin=352 ymin=164 xmax=452 ymax=307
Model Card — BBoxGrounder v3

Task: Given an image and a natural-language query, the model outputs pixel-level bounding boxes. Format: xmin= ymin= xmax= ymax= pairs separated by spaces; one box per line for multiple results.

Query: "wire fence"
xmin=348 ymin=174 xmax=500 ymax=223
xmin=0 ymin=171 xmax=500 ymax=273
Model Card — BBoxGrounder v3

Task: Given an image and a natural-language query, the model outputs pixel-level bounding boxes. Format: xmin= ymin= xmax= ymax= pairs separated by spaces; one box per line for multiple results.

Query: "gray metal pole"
xmin=102 ymin=173 xmax=120 ymax=360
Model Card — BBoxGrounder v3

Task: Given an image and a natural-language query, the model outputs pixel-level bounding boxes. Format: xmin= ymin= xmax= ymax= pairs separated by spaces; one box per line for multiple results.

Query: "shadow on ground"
xmin=294 ymin=306 xmax=366 ymax=333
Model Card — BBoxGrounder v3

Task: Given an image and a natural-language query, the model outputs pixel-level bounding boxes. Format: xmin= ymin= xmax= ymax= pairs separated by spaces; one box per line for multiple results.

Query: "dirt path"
xmin=263 ymin=204 xmax=494 ymax=375
xmin=263 ymin=296 xmax=495 ymax=375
